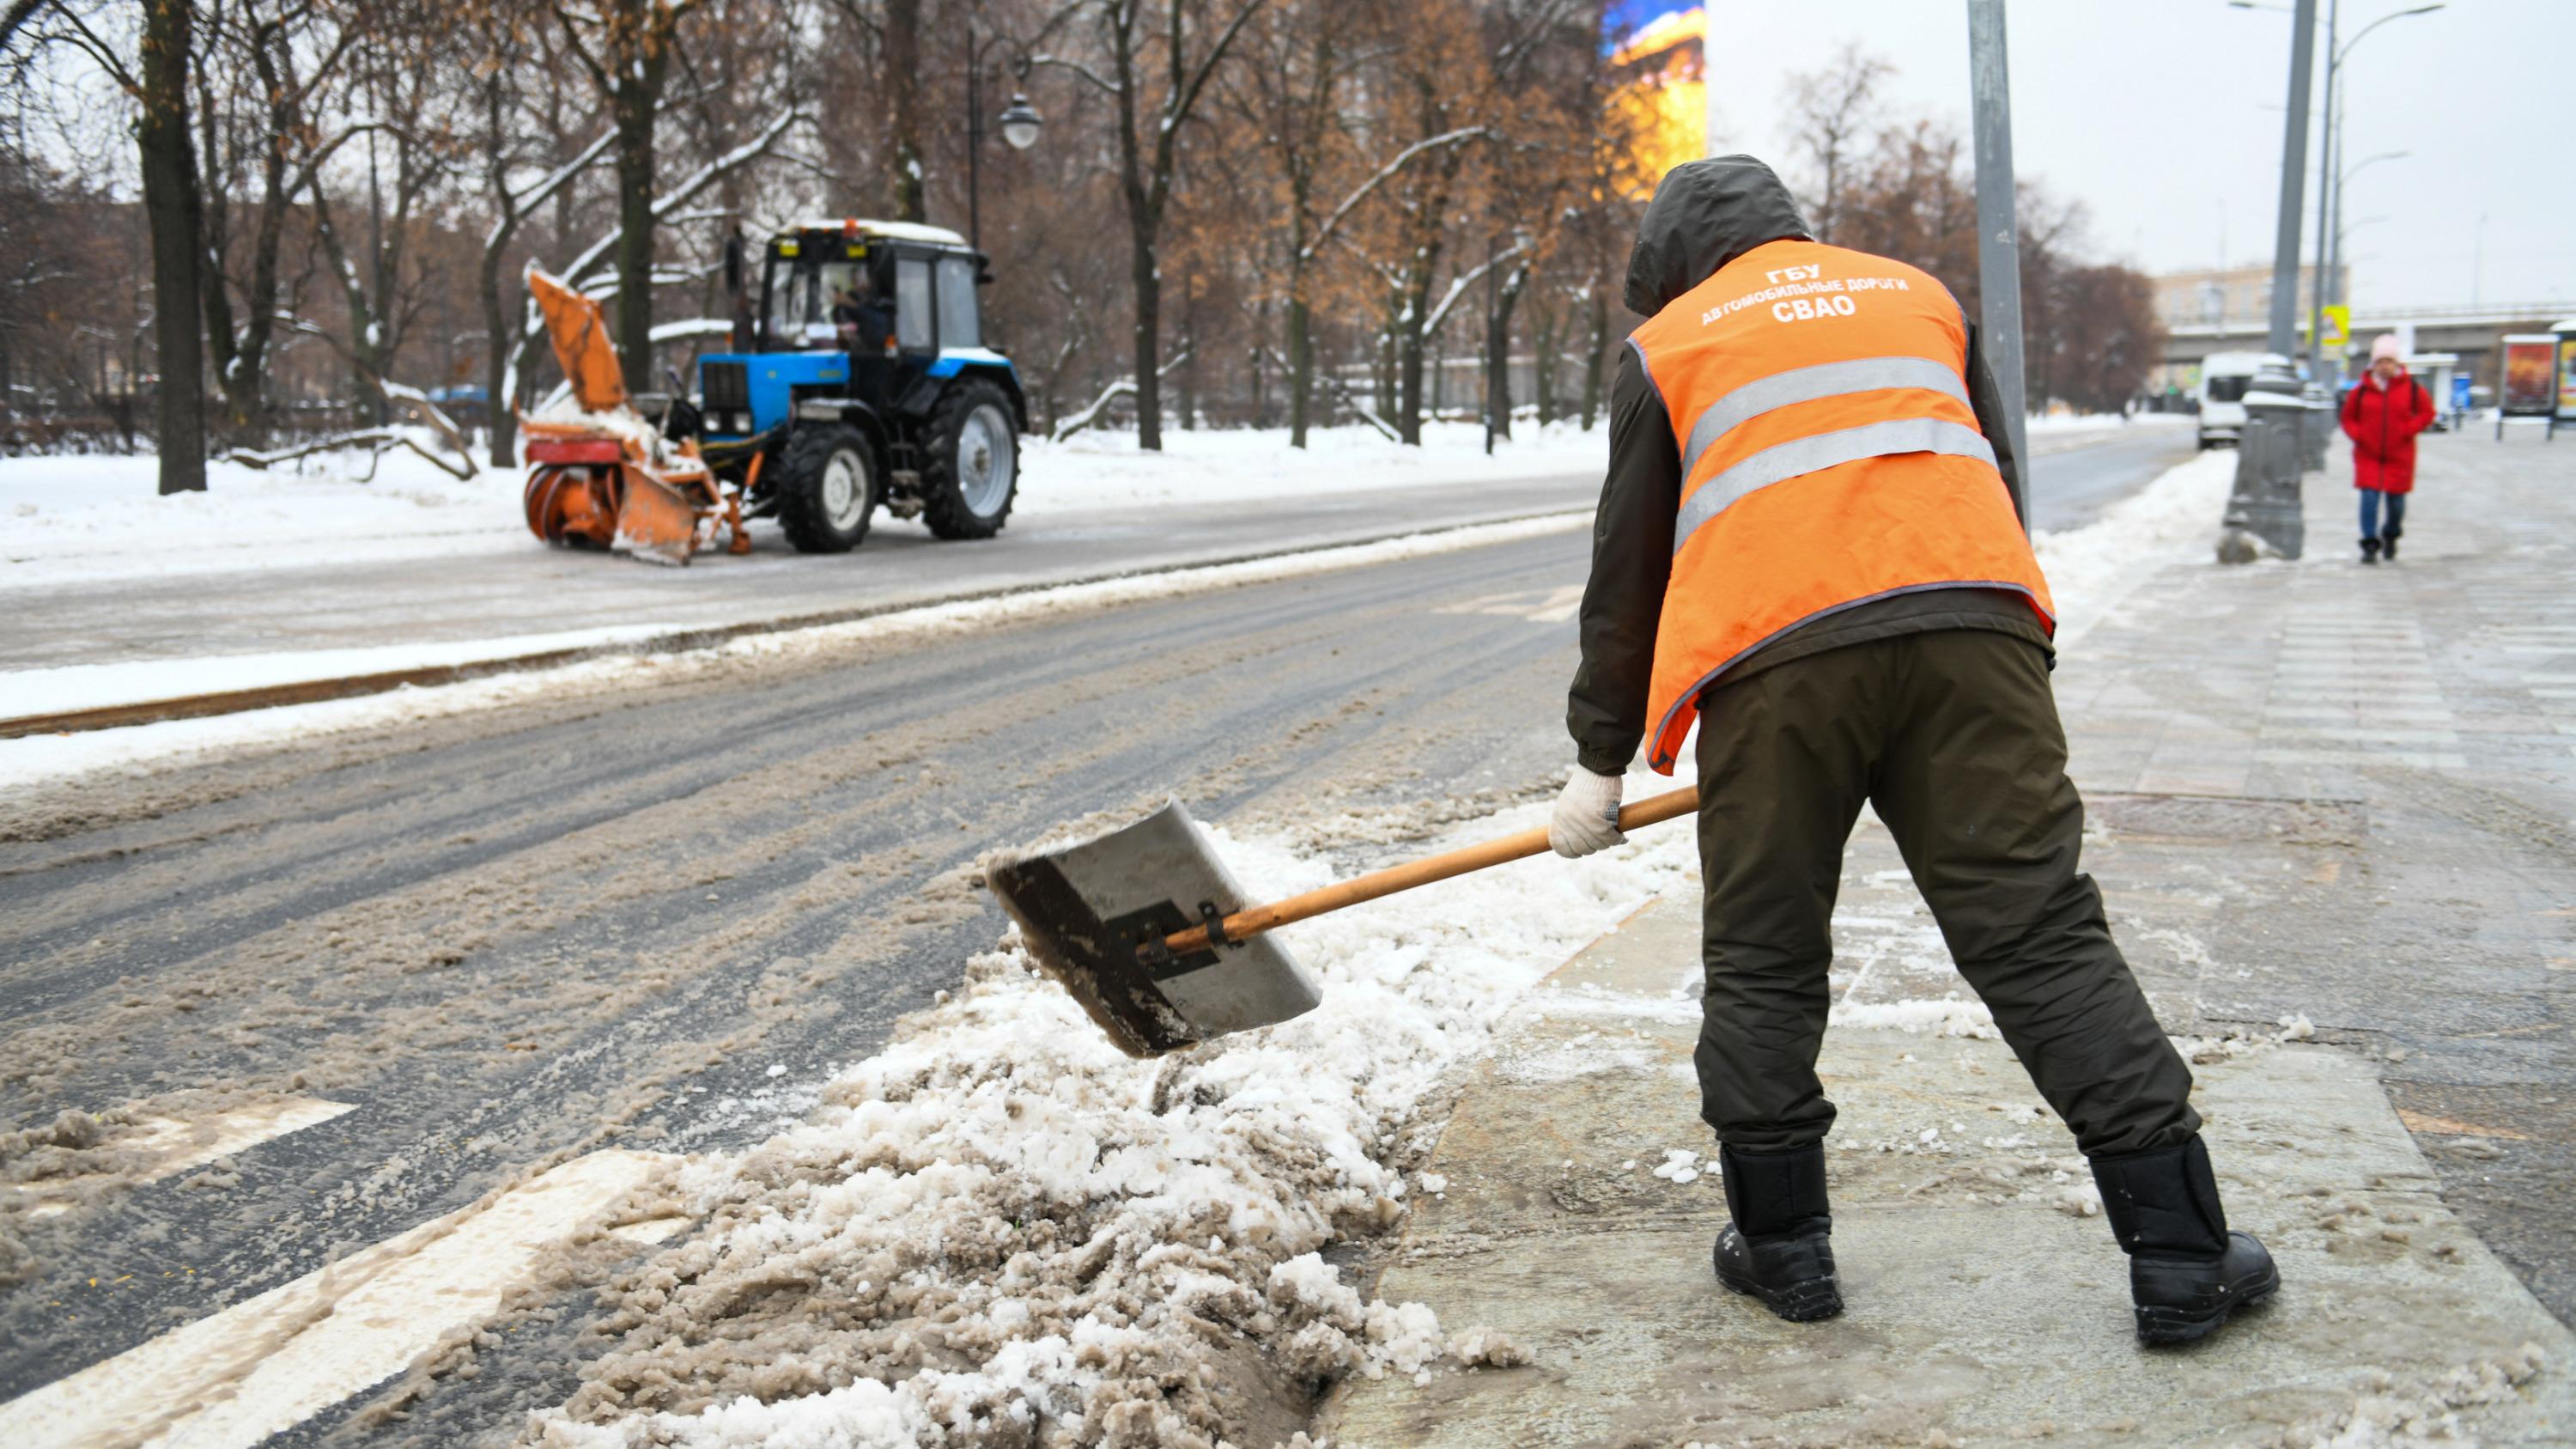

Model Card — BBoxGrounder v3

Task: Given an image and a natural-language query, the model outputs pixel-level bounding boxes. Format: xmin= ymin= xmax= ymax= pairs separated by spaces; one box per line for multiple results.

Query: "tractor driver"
xmin=832 ymin=269 xmax=896 ymax=409
xmin=831 ymin=271 xmax=891 ymax=356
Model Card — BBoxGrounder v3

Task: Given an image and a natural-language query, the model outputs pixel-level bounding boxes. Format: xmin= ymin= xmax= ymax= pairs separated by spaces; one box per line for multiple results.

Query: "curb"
xmin=0 ymin=507 xmax=1591 ymax=741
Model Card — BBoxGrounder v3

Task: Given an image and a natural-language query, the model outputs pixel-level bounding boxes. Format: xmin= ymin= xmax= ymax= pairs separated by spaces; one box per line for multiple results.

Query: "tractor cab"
xmin=693 ymin=218 xmax=1026 ymax=552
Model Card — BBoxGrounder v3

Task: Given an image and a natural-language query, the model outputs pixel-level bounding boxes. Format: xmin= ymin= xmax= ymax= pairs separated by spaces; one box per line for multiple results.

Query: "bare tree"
xmin=1783 ymin=42 xmax=1888 ymax=246
xmin=553 ymin=0 xmax=703 ymax=394
xmin=41 ymin=0 xmax=212 ymax=488
xmin=1041 ymin=0 xmax=1262 ymax=451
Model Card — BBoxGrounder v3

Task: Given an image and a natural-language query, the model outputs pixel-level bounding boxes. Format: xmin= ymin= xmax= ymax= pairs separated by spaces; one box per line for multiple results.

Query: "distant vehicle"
xmin=2196 ymin=351 xmax=2284 ymax=449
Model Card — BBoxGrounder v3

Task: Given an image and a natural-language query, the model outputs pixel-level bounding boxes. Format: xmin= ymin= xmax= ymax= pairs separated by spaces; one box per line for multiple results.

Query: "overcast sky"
xmin=1692 ymin=0 xmax=2567 ymax=312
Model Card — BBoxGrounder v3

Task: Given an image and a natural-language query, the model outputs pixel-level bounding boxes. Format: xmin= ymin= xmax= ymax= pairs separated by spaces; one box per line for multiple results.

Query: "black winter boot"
xmin=1712 ymin=1142 xmax=1843 ymax=1322
xmin=2381 ymin=525 xmax=2402 ymax=560
xmin=2089 ymin=1136 xmax=2278 ymax=1346
xmin=2360 ymin=537 xmax=2381 ymax=564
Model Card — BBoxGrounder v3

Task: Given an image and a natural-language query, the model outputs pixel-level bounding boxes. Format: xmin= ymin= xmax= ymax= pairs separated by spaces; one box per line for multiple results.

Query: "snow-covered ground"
xmin=513 ymin=448 xmax=2242 ymax=1446
xmin=0 ymin=423 xmax=1603 ymax=594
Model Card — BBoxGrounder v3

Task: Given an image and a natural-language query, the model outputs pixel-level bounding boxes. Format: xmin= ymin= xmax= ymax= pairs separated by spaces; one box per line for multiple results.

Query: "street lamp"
xmin=964 ymin=22 xmax=1044 ymax=249
xmin=2330 ymin=150 xmax=2406 ymax=320
xmin=2230 ymin=1 xmax=2442 ymax=376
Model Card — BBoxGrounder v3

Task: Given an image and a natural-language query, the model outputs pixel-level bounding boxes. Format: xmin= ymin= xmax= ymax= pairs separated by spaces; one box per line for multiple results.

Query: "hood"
xmin=1623 ymin=155 xmax=1813 ymax=318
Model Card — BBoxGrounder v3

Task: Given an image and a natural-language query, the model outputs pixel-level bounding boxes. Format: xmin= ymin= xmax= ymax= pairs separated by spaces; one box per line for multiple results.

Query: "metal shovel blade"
xmin=987 ymin=800 xmax=1321 ymax=1057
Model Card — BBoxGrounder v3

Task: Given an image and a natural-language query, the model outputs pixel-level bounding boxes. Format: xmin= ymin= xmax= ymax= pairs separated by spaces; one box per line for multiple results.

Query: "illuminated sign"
xmin=1606 ymin=3 xmax=1707 ymax=199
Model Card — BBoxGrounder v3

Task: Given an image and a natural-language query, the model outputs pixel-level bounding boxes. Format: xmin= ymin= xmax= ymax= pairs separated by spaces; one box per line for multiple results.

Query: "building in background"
xmin=2151 ymin=264 xmax=2324 ymax=335
xmin=2147 ymin=265 xmax=2322 ymax=395
xmin=1606 ymin=3 xmax=1707 ymax=198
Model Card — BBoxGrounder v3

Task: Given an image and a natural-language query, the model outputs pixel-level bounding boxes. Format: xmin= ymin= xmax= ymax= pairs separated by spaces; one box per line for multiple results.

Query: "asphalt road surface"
xmin=0 ymin=423 xmax=2202 ymax=1440
xmin=0 ymin=423 xmax=2193 ymax=679
xmin=2022 ymin=419 xmax=2198 ymax=533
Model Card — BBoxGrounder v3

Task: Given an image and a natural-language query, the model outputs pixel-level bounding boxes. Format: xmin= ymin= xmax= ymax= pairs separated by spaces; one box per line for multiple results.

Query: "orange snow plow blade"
xmin=611 ymin=467 xmax=708 ymax=565
xmin=527 ymin=265 xmax=629 ymax=414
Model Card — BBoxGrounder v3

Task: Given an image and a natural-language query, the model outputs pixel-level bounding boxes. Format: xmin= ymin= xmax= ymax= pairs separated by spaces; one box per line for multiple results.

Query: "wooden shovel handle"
xmin=1161 ymin=783 xmax=1700 ymax=957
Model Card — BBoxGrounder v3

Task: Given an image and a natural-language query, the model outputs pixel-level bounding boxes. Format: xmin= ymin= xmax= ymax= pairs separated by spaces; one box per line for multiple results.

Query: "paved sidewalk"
xmin=1323 ymin=900 xmax=2573 ymax=1446
xmin=1323 ymin=431 xmax=2576 ymax=1443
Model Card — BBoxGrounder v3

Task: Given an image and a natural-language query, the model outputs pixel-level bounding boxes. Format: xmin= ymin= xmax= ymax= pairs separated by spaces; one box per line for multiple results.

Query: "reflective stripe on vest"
xmin=1676 ymin=354 xmax=1971 ymax=484
xmin=1674 ymin=416 xmax=1996 ymax=556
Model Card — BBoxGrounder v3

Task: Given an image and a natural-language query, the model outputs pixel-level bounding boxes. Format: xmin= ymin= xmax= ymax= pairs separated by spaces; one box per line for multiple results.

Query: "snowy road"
xmin=0 ymin=521 xmax=1607 ymax=1435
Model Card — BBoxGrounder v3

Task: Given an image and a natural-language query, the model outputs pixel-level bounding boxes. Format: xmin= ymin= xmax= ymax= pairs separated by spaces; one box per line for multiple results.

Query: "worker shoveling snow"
xmin=528 ymin=809 xmax=1699 ymax=1447
xmin=516 ymin=444 xmax=2239 ymax=1445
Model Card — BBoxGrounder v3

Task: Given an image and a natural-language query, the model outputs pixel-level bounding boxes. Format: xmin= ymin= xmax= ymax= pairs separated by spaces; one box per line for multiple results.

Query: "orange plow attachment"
xmin=611 ymin=466 xmax=718 ymax=566
xmin=519 ymin=267 xmax=749 ymax=565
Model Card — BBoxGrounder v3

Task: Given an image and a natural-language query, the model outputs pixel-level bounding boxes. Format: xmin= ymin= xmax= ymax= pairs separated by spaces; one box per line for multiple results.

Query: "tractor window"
xmin=895 ymin=258 xmax=935 ymax=352
xmin=936 ymin=256 xmax=981 ymax=350
xmin=763 ymin=257 xmax=870 ymax=348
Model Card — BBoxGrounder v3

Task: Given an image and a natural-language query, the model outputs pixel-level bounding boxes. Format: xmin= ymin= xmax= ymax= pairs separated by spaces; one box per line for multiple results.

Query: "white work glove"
xmin=1548 ymin=766 xmax=1626 ymax=858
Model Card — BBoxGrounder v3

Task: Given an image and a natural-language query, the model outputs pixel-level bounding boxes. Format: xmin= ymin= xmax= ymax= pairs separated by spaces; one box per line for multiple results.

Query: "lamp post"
xmin=1967 ymin=0 xmax=2030 ymax=529
xmin=964 ymin=21 xmax=1043 ymax=250
xmin=2330 ymin=150 xmax=2404 ymax=328
xmin=2231 ymin=0 xmax=2440 ymax=374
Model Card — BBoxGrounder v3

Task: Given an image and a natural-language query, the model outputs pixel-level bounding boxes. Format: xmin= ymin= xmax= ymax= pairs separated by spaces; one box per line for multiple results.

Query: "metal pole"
xmin=1966 ymin=0 xmax=2028 ymax=529
xmin=967 ymin=22 xmax=983 ymax=248
xmin=2309 ymin=0 xmax=2336 ymax=381
xmin=2266 ymin=0 xmax=2318 ymax=359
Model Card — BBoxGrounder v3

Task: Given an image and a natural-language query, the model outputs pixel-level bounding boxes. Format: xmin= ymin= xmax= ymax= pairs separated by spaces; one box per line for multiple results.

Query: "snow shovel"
xmin=988 ymin=784 xmax=1700 ymax=1057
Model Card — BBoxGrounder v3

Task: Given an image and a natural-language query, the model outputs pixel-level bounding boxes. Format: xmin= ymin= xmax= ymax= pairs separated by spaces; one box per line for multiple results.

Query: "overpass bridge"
xmin=2160 ymin=301 xmax=2576 ymax=388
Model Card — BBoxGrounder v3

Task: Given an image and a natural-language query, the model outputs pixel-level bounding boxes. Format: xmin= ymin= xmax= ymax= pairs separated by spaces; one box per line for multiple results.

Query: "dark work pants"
xmin=1691 ymin=629 xmax=2200 ymax=1160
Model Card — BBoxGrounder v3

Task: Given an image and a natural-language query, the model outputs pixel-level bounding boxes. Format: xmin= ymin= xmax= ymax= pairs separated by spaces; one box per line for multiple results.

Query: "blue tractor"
xmin=694 ymin=219 xmax=1027 ymax=551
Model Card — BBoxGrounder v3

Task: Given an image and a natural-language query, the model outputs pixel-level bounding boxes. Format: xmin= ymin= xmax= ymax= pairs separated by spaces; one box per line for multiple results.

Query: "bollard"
xmin=2301 ymin=381 xmax=2332 ymax=473
xmin=2216 ymin=357 xmax=2308 ymax=562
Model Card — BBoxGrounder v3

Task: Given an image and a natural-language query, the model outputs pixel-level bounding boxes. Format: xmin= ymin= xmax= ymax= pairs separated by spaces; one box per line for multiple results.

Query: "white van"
xmin=2196 ymin=350 xmax=2286 ymax=448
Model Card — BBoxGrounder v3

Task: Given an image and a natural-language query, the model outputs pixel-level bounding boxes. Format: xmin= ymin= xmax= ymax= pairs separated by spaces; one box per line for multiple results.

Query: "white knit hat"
xmin=2369 ymin=333 xmax=2403 ymax=362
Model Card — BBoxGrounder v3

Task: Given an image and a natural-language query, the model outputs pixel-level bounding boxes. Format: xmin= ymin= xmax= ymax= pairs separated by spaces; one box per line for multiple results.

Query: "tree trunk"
xmin=1178 ymin=283 xmax=1197 ymax=429
xmin=1248 ymin=295 xmax=1267 ymax=428
xmin=140 ymin=0 xmax=207 ymax=493
xmin=612 ymin=68 xmax=659 ymax=396
xmin=1580 ymin=285 xmax=1607 ymax=431
xmin=1128 ymin=222 xmax=1162 ymax=451
xmin=1287 ymin=291 xmax=1312 ymax=447
xmin=1534 ymin=302 xmax=1557 ymax=427
xmin=1396 ymin=309 xmax=1425 ymax=445
xmin=1487 ymin=275 xmax=1518 ymax=443
xmin=482 ymin=249 xmax=518 ymax=467
xmin=884 ymin=0 xmax=924 ymax=221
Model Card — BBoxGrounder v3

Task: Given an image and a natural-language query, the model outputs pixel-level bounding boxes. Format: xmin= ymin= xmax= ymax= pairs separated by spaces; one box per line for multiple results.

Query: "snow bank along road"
xmin=0 ymin=438 xmax=2204 ymax=1446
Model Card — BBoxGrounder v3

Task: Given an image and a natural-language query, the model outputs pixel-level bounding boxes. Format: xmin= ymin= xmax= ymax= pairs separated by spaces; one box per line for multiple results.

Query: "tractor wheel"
xmin=775 ymin=423 xmax=878 ymax=554
xmin=920 ymin=381 xmax=1018 ymax=540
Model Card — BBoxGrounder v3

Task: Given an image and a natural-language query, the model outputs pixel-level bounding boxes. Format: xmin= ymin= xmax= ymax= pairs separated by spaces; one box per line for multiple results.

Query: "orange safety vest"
xmin=1631 ymin=237 xmax=2056 ymax=774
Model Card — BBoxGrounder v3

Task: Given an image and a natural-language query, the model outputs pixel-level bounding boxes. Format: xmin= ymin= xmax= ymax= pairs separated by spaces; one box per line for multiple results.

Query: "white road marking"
xmin=0 ymin=1149 xmax=683 ymax=1449
xmin=1436 ymin=583 xmax=1586 ymax=624
xmin=7 ymin=1097 xmax=357 ymax=1219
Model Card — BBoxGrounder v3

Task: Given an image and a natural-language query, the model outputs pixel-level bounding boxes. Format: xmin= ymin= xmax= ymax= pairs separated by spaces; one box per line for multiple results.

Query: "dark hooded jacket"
xmin=1567 ymin=155 xmax=2047 ymax=775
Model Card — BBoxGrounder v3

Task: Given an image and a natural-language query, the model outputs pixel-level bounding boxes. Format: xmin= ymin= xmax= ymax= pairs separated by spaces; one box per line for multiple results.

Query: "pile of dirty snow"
xmin=531 ymin=809 xmax=1695 ymax=1446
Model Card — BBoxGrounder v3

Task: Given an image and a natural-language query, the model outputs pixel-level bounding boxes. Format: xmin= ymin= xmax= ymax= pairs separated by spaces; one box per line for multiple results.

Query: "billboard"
xmin=1606 ymin=3 xmax=1707 ymax=199
xmin=2560 ymin=337 xmax=2576 ymax=420
xmin=2500 ymin=335 xmax=2555 ymax=416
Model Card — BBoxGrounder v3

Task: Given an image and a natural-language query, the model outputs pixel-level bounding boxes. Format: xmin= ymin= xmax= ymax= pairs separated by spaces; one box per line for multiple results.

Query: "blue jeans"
xmin=2360 ymin=488 xmax=2407 ymax=539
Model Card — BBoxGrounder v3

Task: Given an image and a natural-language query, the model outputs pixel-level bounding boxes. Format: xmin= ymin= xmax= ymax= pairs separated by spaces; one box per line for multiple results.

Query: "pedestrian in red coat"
xmin=2341 ymin=333 xmax=2436 ymax=564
